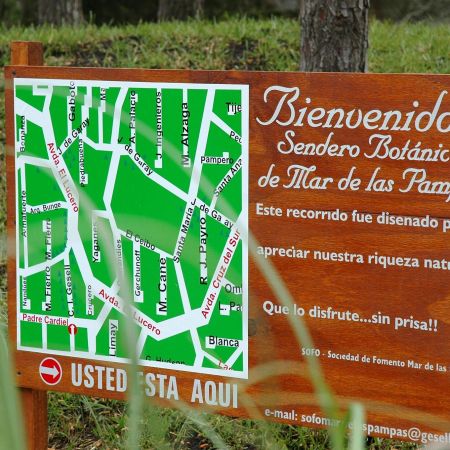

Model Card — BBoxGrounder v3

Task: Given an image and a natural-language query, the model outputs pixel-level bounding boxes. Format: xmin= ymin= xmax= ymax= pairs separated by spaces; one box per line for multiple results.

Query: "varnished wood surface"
xmin=10 ymin=42 xmax=43 ymax=66
xmin=5 ymin=64 xmax=450 ymax=441
xmin=9 ymin=42 xmax=48 ymax=450
xmin=20 ymin=388 xmax=48 ymax=450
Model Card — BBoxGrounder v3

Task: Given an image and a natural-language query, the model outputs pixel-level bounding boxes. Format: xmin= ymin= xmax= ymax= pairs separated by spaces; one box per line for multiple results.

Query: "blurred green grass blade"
xmin=0 ymin=328 xmax=26 ymax=450
xmin=349 ymin=403 xmax=365 ymax=450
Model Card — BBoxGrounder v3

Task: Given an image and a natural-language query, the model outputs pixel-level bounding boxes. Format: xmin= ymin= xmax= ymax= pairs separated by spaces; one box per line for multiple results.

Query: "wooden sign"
xmin=6 ymin=46 xmax=450 ymax=446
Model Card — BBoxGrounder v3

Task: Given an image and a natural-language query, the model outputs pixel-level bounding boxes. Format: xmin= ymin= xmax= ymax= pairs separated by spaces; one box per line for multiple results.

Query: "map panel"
xmin=14 ymin=78 xmax=249 ymax=378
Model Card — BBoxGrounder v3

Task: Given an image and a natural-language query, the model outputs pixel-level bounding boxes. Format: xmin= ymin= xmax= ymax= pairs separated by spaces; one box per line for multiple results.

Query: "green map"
xmin=14 ymin=78 xmax=248 ymax=378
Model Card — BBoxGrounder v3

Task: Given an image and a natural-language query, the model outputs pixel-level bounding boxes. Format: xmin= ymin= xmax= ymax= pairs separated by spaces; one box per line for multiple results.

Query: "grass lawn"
xmin=0 ymin=17 xmax=448 ymax=449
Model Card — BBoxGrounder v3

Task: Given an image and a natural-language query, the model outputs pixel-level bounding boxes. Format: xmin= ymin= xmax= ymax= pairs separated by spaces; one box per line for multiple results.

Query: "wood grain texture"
xmin=7 ymin=42 xmax=48 ymax=450
xmin=10 ymin=42 xmax=44 ymax=66
xmin=20 ymin=388 xmax=48 ymax=450
xmin=5 ymin=64 xmax=450 ymax=442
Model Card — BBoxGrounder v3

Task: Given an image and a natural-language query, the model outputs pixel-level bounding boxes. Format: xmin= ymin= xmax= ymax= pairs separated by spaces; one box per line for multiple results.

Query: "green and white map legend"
xmin=14 ymin=78 xmax=249 ymax=378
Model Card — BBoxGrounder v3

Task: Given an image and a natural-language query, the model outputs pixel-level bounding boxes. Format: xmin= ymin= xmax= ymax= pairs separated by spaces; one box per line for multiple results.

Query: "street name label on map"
xmin=14 ymin=78 xmax=249 ymax=379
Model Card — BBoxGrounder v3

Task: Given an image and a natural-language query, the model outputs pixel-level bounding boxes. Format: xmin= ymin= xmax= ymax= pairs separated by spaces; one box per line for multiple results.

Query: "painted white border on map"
xmin=14 ymin=77 xmax=250 ymax=380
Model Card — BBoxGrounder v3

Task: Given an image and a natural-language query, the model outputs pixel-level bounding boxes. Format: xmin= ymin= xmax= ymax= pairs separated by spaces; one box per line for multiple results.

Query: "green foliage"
xmin=0 ymin=0 xmax=22 ymax=27
xmin=0 ymin=18 xmax=448 ymax=73
xmin=372 ymin=0 xmax=450 ymax=22
xmin=370 ymin=20 xmax=450 ymax=73
xmin=0 ymin=17 xmax=448 ymax=450
xmin=1 ymin=0 xmax=449 ymax=25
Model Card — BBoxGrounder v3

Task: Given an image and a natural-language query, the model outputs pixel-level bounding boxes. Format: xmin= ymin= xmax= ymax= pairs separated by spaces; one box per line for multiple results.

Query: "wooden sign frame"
xmin=7 ymin=41 xmax=48 ymax=450
xmin=6 ymin=41 xmax=450 ymax=449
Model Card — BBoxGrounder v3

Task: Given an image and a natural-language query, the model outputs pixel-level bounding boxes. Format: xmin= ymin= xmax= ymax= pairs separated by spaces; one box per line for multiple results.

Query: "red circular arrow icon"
xmin=39 ymin=357 xmax=62 ymax=386
xmin=68 ymin=323 xmax=78 ymax=335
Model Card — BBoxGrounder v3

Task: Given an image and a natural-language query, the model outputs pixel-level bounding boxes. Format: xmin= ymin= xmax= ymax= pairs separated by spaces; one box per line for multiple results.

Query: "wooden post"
xmin=20 ymin=389 xmax=48 ymax=450
xmin=10 ymin=41 xmax=44 ymax=66
xmin=10 ymin=40 xmax=48 ymax=450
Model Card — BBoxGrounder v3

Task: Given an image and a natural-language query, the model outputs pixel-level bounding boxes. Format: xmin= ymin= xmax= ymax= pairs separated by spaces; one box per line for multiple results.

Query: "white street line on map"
xmin=199 ymin=219 xmax=242 ymax=321
xmin=100 ymin=149 xmax=126 ymax=283
xmin=190 ymin=329 xmax=203 ymax=368
xmin=70 ymin=331 xmax=75 ymax=352
xmin=126 ymin=151 xmax=189 ymax=203
xmin=41 ymin=107 xmax=80 ymax=217
xmin=88 ymin=326 xmax=97 ymax=355
xmin=19 ymin=166 xmax=29 ymax=269
xmin=42 ymin=322 xmax=48 ymax=351
xmin=136 ymin=329 xmax=147 ymax=359
xmin=111 ymin=88 xmax=127 ymax=144
xmin=70 ymin=236 xmax=94 ymax=286
xmin=193 ymin=347 xmax=203 ymax=367
xmin=82 ymin=86 xmax=93 ymax=126
xmin=157 ymin=257 xmax=167 ymax=316
xmin=157 ymin=309 xmax=205 ymax=340
xmin=99 ymin=90 xmax=106 ymax=145
xmin=90 ymin=280 xmax=164 ymax=342
xmin=92 ymin=303 xmax=113 ymax=336
xmin=21 ymin=313 xmax=100 ymax=329
xmin=155 ymin=87 xmax=163 ymax=168
xmin=226 ymin=347 xmax=243 ymax=369
xmin=15 ymin=98 xmax=46 ymax=126
xmin=66 ymin=91 xmax=72 ymax=141
xmin=92 ymin=215 xmax=243 ymax=342
xmin=190 ymin=89 xmax=214 ymax=194
xmin=29 ymin=114 xmax=115 ymax=342
xmin=118 ymin=229 xmax=172 ymax=260
xmin=199 ymin=209 xmax=208 ymax=284
xmin=91 ymin=211 xmax=102 ymax=263
xmin=19 ymin=249 xmax=68 ymax=277
xmin=211 ymin=112 xmax=242 ymax=143
xmin=89 ymin=209 xmax=108 ymax=219
xmin=205 ymin=337 xmax=243 ymax=350
xmin=82 ymin=135 xmax=128 ymax=154
xmin=25 ymin=201 xmax=68 ymax=215
xmin=64 ymin=254 xmax=75 ymax=320
xmin=195 ymin=198 xmax=233 ymax=229
xmin=182 ymin=88 xmax=190 ymax=168
xmin=17 ymin=155 xmax=52 ymax=170
xmin=130 ymin=305 xmax=165 ymax=339
xmin=209 ymin=157 xmax=242 ymax=211
xmin=103 ymin=151 xmax=121 ymax=216
xmin=110 ymin=279 xmax=120 ymax=293
xmin=172 ymin=89 xmax=214 ymax=259
xmin=133 ymin=240 xmax=144 ymax=303
xmin=109 ymin=88 xmax=198 ymax=206
xmin=151 ymin=171 xmax=189 ymax=201
xmin=174 ymin=261 xmax=203 ymax=366
xmin=32 ymin=85 xmax=52 ymax=97
xmin=223 ymin=278 xmax=239 ymax=292
xmin=202 ymin=351 xmax=221 ymax=367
